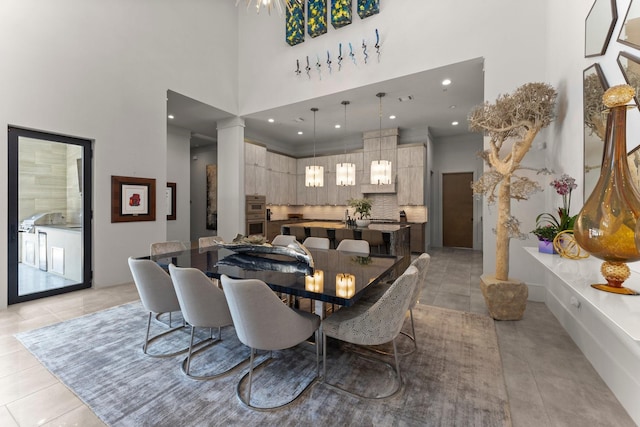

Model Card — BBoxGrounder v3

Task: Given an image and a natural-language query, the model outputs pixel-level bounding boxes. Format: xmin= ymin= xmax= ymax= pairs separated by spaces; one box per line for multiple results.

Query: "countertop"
xmin=285 ymin=221 xmax=410 ymax=232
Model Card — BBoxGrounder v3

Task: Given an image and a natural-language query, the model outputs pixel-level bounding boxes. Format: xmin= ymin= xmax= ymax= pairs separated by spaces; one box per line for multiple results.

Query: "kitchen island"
xmin=282 ymin=221 xmax=411 ymax=271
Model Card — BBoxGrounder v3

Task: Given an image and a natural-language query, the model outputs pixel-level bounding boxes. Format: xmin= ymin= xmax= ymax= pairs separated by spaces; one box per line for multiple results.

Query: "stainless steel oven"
xmin=246 ymin=195 xmax=266 ymax=236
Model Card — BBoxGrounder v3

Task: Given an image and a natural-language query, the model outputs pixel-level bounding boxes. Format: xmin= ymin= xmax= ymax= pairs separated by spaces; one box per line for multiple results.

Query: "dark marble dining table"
xmin=148 ymin=245 xmax=403 ymax=309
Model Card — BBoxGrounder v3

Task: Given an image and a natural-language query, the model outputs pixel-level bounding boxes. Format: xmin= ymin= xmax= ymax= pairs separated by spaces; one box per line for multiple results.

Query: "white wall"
xmin=237 ymin=0 xmax=550 ymax=283
xmin=166 ymin=126 xmax=191 ymax=242
xmin=190 ymin=144 xmax=218 ymax=241
xmin=431 ymin=134 xmax=484 ymax=249
xmin=0 ymin=0 xmax=239 ymax=308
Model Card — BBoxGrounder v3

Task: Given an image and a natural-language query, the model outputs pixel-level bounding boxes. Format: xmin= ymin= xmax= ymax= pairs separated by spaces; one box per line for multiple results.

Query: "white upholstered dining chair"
xmin=321 ymin=265 xmax=418 ymax=399
xmin=127 ymin=257 xmax=187 ymax=358
xmin=271 ymin=234 xmax=297 ymax=246
xmin=303 ymin=236 xmax=330 ymax=250
xmin=169 ymin=264 xmax=247 ymax=380
xmin=198 ymin=235 xmax=224 ymax=248
xmin=150 ymin=240 xmax=187 ymax=256
xmin=221 ymin=275 xmax=321 ymax=410
xmin=336 ymin=239 xmax=370 ymax=255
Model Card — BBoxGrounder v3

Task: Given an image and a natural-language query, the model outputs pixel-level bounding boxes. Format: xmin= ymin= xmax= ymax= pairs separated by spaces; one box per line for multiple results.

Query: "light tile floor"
xmin=0 ymin=248 xmax=636 ymax=426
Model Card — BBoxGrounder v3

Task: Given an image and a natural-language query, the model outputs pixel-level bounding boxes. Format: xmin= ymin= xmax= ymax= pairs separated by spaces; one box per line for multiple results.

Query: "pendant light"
xmin=370 ymin=92 xmax=392 ymax=185
xmin=336 ymin=100 xmax=356 ymax=186
xmin=305 ymin=107 xmax=324 ymax=187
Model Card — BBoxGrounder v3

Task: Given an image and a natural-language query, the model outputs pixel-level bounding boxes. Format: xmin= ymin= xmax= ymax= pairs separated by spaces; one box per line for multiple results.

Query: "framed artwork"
xmin=111 ymin=175 xmax=156 ymax=223
xmin=206 ymin=165 xmax=217 ymax=230
xmin=166 ymin=182 xmax=176 ymax=221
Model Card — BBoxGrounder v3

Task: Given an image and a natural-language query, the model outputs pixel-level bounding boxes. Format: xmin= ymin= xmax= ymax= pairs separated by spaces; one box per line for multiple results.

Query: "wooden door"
xmin=442 ymin=172 xmax=473 ymax=248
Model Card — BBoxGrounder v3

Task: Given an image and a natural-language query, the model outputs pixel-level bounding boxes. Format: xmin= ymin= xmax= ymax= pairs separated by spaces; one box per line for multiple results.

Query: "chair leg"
xmin=321 ymin=336 xmax=404 ymax=399
xmin=180 ymin=326 xmax=248 ymax=381
xmin=315 ymin=329 xmax=320 ymax=378
xmin=364 ymin=309 xmax=418 ymax=357
xmin=143 ymin=311 xmax=189 ymax=358
xmin=184 ymin=326 xmax=196 ymax=375
xmin=247 ymin=348 xmax=255 ymax=406
xmin=322 ymin=332 xmax=327 ymax=380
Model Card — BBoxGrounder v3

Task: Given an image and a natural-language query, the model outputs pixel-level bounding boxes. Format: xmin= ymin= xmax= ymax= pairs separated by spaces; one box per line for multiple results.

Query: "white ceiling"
xmin=167 ymin=57 xmax=484 ymax=157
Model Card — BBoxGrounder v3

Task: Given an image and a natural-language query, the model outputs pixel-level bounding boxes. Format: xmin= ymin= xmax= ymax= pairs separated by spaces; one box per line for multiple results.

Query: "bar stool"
xmin=335 ymin=228 xmax=354 ymax=247
xmin=326 ymin=229 xmax=336 ymax=249
xmin=362 ymin=229 xmax=385 ymax=254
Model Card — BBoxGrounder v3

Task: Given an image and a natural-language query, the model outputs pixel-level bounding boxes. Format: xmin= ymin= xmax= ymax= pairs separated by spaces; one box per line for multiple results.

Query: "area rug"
xmin=15 ymin=302 xmax=512 ymax=426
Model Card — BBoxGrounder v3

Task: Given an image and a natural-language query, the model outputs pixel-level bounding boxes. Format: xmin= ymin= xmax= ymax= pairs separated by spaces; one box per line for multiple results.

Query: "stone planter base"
xmin=480 ymin=274 xmax=528 ymax=320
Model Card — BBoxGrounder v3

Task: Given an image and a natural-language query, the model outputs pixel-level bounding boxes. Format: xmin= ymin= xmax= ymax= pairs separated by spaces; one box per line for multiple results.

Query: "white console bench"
xmin=526 ymin=247 xmax=640 ymax=425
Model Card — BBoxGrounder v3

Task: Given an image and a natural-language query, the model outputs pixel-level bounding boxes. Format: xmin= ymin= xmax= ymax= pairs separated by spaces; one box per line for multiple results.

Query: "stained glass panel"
xmin=308 ymin=0 xmax=327 ymax=38
xmin=357 ymin=0 xmax=379 ymax=19
xmin=286 ymin=1 xmax=305 ymax=46
xmin=331 ymin=0 xmax=352 ymax=29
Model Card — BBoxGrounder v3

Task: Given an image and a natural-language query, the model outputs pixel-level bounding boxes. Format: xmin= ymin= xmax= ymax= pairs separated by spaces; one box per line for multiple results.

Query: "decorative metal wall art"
xmin=307 ymin=0 xmax=328 ymax=38
xmin=357 ymin=0 xmax=379 ymax=19
xmin=331 ymin=0 xmax=352 ymax=29
xmin=286 ymin=0 xmax=304 ymax=46
xmin=293 ymin=29 xmax=381 ymax=79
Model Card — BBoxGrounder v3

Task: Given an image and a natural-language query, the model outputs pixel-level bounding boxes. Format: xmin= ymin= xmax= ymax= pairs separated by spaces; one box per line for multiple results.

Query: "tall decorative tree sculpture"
xmin=469 ymin=82 xmax=557 ymax=319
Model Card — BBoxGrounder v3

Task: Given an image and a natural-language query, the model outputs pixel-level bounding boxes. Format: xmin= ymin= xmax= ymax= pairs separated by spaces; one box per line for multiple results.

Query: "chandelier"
xmin=370 ymin=92 xmax=392 ymax=185
xmin=305 ymin=107 xmax=324 ymax=187
xmin=236 ymin=0 xmax=301 ymax=15
xmin=336 ymin=100 xmax=356 ymax=186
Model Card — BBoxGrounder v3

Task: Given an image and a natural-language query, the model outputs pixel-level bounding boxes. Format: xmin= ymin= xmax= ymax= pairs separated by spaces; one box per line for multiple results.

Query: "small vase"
xmin=574 ymin=98 xmax=640 ymax=295
xmin=537 ymin=239 xmax=557 ymax=254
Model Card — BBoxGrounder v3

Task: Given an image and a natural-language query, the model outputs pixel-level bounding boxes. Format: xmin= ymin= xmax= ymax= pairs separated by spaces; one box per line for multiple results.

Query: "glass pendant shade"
xmin=371 ymin=92 xmax=392 ymax=185
xmin=336 ymin=162 xmax=356 ymax=186
xmin=335 ymin=273 xmax=355 ymax=298
xmin=305 ymin=107 xmax=324 ymax=187
xmin=305 ymin=165 xmax=324 ymax=187
xmin=371 ymin=159 xmax=392 ymax=185
xmin=574 ymin=87 xmax=640 ymax=295
xmin=336 ymin=100 xmax=355 ymax=186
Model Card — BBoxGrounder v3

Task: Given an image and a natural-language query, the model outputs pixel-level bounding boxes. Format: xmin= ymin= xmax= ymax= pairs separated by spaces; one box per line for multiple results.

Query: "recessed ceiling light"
xmin=298 ymin=131 xmax=303 ymax=135
xmin=168 ymin=114 xmax=174 ymax=119
xmin=452 ymin=121 xmax=459 ymax=126
xmin=442 ymin=79 xmax=452 ymax=86
xmin=268 ymin=118 xmax=275 ymax=123
xmin=389 ymin=115 xmax=396 ymax=120
xmin=449 ymin=105 xmax=456 ymax=109
xmin=398 ymin=95 xmax=413 ymax=102
xmin=335 ymin=124 xmax=341 ymax=129
xmin=294 ymin=117 xmax=305 ymax=123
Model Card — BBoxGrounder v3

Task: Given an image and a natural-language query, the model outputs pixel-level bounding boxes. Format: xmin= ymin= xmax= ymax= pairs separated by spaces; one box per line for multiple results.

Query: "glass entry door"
xmin=8 ymin=127 xmax=92 ymax=304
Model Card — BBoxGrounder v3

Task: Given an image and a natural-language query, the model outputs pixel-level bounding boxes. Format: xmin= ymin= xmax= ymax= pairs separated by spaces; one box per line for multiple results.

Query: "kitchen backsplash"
xmin=268 ymin=194 xmax=427 ymax=223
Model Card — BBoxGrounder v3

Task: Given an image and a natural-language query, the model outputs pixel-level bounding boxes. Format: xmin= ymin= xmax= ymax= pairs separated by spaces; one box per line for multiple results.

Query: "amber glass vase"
xmin=574 ymin=104 xmax=640 ymax=295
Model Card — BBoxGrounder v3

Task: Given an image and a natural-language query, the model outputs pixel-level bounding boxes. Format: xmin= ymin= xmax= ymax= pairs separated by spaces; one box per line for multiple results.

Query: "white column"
xmin=217 ymin=117 xmax=245 ymax=242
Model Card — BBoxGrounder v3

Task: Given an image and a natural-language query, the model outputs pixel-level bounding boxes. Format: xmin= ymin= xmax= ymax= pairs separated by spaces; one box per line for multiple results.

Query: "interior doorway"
xmin=8 ymin=127 xmax=92 ymax=304
xmin=442 ymin=172 xmax=474 ymax=248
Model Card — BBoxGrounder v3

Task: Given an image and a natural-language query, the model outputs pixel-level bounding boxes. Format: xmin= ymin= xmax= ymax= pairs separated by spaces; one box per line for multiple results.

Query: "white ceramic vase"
xmin=355 ymin=219 xmax=371 ymax=227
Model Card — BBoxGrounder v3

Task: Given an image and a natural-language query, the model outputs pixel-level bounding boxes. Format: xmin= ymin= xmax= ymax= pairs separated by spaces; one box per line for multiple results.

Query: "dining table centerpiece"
xmin=348 ymin=197 xmax=372 ymax=227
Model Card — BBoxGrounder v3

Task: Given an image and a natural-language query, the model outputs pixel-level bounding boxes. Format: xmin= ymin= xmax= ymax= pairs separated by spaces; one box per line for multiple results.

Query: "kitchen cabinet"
xmin=245 ymin=143 xmax=266 ymax=196
xmin=266 ymin=151 xmax=297 ymax=205
xmin=397 ymin=145 xmax=425 ymax=205
xmin=409 ymin=222 xmax=426 ymax=253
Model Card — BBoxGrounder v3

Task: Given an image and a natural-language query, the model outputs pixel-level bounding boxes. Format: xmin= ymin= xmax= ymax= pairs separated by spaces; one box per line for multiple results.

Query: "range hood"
xmin=360 ymin=183 xmax=396 ymax=194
